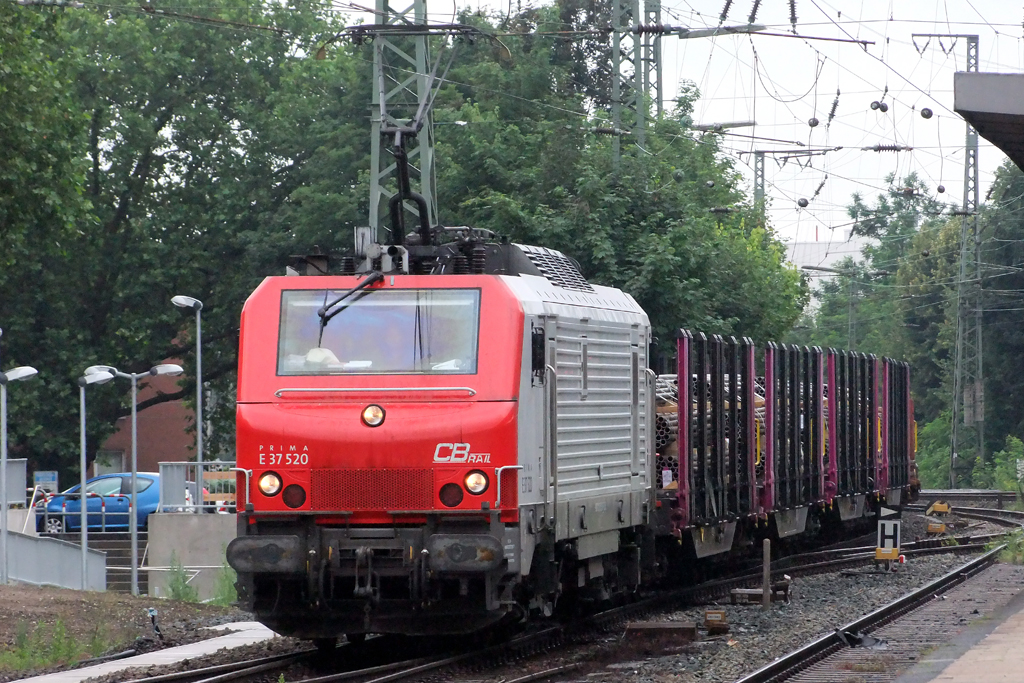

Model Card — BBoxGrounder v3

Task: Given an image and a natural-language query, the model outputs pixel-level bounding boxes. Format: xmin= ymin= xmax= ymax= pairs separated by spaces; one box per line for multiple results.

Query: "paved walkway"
xmin=895 ymin=579 xmax=1024 ymax=683
xmin=15 ymin=622 xmax=278 ymax=683
xmin=926 ymin=605 xmax=1024 ymax=682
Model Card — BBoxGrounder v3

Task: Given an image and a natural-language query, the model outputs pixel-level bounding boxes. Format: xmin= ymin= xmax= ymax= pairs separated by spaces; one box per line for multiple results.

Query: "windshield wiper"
xmin=316 ymin=271 xmax=384 ymax=343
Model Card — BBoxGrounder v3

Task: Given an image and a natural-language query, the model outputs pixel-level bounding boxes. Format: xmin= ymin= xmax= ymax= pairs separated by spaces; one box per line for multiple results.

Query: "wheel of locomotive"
xmin=345 ymin=633 xmax=366 ymax=645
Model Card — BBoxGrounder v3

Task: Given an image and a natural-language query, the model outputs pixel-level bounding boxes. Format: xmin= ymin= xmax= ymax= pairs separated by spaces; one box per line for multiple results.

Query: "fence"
xmin=158 ymin=461 xmax=237 ymax=513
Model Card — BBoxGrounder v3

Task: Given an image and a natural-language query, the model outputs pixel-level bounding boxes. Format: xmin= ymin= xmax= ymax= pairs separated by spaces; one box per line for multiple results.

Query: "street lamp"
xmin=171 ymin=296 xmax=204 ymax=509
xmin=801 ymin=266 xmax=888 ymax=351
xmin=85 ymin=363 xmax=183 ymax=596
xmin=0 ymin=365 xmax=38 ymax=584
xmin=78 ymin=369 xmax=114 ymax=589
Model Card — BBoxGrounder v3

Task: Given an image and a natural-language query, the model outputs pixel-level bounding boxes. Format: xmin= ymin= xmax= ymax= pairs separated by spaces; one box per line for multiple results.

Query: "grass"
xmin=209 ymin=561 xmax=237 ymax=607
xmin=992 ymin=528 xmax=1024 ymax=564
xmin=167 ymin=552 xmax=200 ymax=603
xmin=0 ymin=618 xmax=112 ymax=672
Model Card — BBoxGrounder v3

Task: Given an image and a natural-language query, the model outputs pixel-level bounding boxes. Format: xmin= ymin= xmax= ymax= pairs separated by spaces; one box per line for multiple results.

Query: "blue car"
xmin=36 ymin=472 xmax=161 ymax=533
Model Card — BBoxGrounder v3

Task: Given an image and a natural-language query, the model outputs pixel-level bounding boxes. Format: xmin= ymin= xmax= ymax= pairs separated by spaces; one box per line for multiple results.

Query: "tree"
xmin=1 ymin=0 xmax=364 ymax=479
xmin=2 ymin=0 xmax=809 ymax=479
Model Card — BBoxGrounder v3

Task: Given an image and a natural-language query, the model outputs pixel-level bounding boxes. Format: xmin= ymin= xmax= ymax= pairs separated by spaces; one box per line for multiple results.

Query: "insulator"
xmin=812 ymin=175 xmax=827 ymax=198
xmin=705 ymin=180 xmax=715 ymax=188
xmin=471 ymin=244 xmax=487 ymax=273
xmin=827 ymin=91 xmax=840 ymax=127
xmin=633 ymin=23 xmax=668 ymax=34
xmin=797 ymin=198 xmax=809 ymax=208
xmin=878 ymin=102 xmax=889 ymax=113
xmin=863 ymin=144 xmax=911 ymax=152
xmin=808 ymin=117 xmax=819 ymax=127
xmin=921 ymin=107 xmax=933 ymax=119
xmin=339 ymin=256 xmax=356 ymax=275
xmin=789 ymin=0 xmax=797 ymax=32
xmin=718 ymin=0 xmax=733 ymax=24
xmin=747 ymin=0 xmax=761 ymax=24
xmin=870 ymin=101 xmax=880 ymax=110
xmin=937 ymin=185 xmax=946 ymax=194
xmin=453 ymin=254 xmax=469 ymax=274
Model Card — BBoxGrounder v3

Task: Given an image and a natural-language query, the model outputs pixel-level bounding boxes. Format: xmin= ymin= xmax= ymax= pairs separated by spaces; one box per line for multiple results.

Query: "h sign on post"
xmin=876 ymin=506 xmax=901 ymax=561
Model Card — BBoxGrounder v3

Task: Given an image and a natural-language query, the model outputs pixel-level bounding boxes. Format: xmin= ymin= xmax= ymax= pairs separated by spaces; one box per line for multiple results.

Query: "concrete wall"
xmin=8 ymin=509 xmax=38 ymax=537
xmin=9 ymin=531 xmax=106 ymax=591
xmin=147 ymin=512 xmax=236 ymax=601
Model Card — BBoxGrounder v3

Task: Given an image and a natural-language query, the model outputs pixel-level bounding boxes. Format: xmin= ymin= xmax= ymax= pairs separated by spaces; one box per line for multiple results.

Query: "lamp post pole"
xmin=172 ymin=296 xmax=204 ymax=509
xmin=0 ymin=366 xmax=39 ymax=584
xmin=78 ymin=370 xmax=114 ymax=590
xmin=85 ymin=363 xmax=182 ymax=596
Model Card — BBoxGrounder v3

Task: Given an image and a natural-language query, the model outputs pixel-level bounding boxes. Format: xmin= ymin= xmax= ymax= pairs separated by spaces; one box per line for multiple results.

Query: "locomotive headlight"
xmin=258 ymin=472 xmax=282 ymax=496
xmin=361 ymin=404 xmax=386 ymax=427
xmin=464 ymin=470 xmax=489 ymax=495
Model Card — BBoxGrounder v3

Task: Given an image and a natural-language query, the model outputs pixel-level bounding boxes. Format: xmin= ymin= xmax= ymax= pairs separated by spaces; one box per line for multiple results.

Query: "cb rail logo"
xmin=432 ymin=443 xmax=492 ymax=464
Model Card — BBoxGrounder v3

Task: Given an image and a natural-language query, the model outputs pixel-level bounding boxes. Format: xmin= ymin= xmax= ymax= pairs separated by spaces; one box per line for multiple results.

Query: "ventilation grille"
xmin=311 ymin=469 xmax=434 ymax=511
xmin=516 ymin=244 xmax=595 ymax=292
xmin=499 ymin=468 xmax=519 ymax=509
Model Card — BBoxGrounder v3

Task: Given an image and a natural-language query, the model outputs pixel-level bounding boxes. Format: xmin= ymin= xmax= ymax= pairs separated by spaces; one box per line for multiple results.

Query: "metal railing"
xmin=34 ymin=492 xmax=134 ymax=533
xmin=158 ymin=461 xmax=237 ymax=513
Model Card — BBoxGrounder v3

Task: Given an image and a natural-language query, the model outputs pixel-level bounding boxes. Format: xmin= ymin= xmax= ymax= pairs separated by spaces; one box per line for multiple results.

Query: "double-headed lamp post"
xmin=0 ymin=366 xmax=39 ymax=584
xmin=78 ymin=369 xmax=114 ymax=589
xmin=85 ymin=363 xmax=183 ymax=596
xmin=171 ymin=296 xmax=204 ymax=508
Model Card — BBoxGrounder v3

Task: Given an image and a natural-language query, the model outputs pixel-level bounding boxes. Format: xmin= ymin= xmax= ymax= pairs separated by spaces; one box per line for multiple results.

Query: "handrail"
xmin=274 ymin=386 xmax=477 ymax=398
xmin=494 ymin=465 xmax=523 ymax=508
xmin=230 ymin=468 xmax=252 ymax=509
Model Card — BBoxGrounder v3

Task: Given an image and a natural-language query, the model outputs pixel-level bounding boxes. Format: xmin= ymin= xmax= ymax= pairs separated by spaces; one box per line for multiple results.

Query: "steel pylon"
xmin=368 ymin=0 xmax=437 ymax=243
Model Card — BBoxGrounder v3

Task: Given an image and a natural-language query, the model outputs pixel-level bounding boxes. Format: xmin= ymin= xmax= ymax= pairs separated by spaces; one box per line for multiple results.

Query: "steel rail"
xmin=731 ymin=544 xmax=1005 ymax=683
xmin=906 ymin=503 xmax=1024 ymax=528
xmin=120 ymin=650 xmax=313 ymax=683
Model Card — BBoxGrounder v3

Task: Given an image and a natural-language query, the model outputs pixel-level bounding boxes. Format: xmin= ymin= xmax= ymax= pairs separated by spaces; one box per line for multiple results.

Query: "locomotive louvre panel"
xmin=310 ymin=469 xmax=434 ymax=510
xmin=553 ymin=319 xmax=641 ymax=499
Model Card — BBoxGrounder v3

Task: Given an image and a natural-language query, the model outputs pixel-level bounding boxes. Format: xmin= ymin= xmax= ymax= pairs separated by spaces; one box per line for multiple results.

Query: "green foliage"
xmin=1 ymin=0 xmax=807 ymax=476
xmin=167 ymin=552 xmax=199 ymax=603
xmin=209 ymin=561 xmax=238 ymax=607
xmin=0 ymin=619 xmax=87 ymax=671
xmin=915 ymin=413 xmax=952 ymax=489
xmin=994 ymin=529 xmax=1024 ymax=565
xmin=990 ymin=436 xmax=1024 ymax=493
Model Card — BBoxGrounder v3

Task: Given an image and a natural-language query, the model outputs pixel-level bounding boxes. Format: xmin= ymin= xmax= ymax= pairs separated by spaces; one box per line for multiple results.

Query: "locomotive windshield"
xmin=277 ymin=288 xmax=480 ymax=375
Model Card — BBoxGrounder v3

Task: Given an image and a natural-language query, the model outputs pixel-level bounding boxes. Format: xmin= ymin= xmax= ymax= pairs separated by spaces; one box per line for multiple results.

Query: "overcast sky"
xmin=358 ymin=0 xmax=1023 ymax=254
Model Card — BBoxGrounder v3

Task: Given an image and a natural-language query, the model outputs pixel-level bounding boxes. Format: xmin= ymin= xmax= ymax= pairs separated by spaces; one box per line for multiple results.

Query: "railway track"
xmin=905 ymin=503 xmax=1024 ymax=529
xmin=731 ymin=544 xmax=1006 ymax=683
xmin=919 ymin=489 xmax=1019 ymax=506
xmin=109 ymin=535 xmax=997 ymax=683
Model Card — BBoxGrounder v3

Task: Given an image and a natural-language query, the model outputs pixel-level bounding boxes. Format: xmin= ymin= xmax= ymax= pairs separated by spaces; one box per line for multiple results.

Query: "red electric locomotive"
xmin=227 ymin=238 xmax=916 ymax=644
